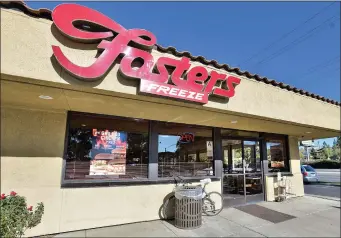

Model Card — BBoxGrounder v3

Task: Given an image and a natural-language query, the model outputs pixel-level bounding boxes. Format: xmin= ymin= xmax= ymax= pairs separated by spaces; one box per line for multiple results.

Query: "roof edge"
xmin=1 ymin=1 xmax=340 ymax=106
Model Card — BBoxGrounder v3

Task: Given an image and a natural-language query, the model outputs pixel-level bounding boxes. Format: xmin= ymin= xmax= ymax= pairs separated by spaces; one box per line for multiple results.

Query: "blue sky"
xmin=159 ymin=135 xmax=179 ymax=152
xmin=26 ymin=1 xmax=340 ymax=146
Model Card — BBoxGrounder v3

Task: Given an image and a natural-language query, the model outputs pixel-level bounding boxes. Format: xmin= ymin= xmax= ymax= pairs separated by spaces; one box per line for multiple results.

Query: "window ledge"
xmin=61 ymin=177 xmax=221 ymax=188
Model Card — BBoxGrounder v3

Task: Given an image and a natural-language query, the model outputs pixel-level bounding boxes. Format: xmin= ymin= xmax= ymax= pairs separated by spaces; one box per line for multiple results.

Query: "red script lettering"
xmin=51 ymin=3 xmax=241 ymax=104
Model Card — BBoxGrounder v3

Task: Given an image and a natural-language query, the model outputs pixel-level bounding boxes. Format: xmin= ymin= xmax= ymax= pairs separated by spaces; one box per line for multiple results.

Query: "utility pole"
xmin=301 ymin=140 xmax=315 ymax=161
xmin=304 ymin=146 xmax=310 ymax=161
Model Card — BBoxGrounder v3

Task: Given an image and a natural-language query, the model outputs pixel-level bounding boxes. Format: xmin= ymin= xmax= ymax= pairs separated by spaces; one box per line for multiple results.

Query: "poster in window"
xmin=89 ymin=129 xmax=127 ymax=175
xmin=206 ymin=141 xmax=213 ymax=157
xmin=270 ymin=144 xmax=284 ymax=168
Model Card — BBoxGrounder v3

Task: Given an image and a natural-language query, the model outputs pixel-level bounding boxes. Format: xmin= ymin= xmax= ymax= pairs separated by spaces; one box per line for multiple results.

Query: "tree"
xmin=312 ymin=138 xmax=341 ymax=161
xmin=67 ymin=128 xmax=92 ymax=161
xmin=322 ymin=141 xmax=329 ymax=149
xmin=333 ymin=138 xmax=337 ymax=147
xmin=126 ymin=133 xmax=148 ymax=164
xmin=330 ymin=137 xmax=341 ymax=161
xmin=299 ymin=148 xmax=305 ymax=160
xmin=310 ymin=147 xmax=317 ymax=160
xmin=317 ymin=147 xmax=332 ymax=160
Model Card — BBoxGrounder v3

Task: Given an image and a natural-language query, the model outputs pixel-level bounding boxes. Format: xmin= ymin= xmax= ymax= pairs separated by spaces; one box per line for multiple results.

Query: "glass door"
xmin=222 ymin=139 xmax=246 ymax=207
xmin=244 ymin=141 xmax=264 ymax=204
xmin=222 ymin=139 xmax=264 ymax=207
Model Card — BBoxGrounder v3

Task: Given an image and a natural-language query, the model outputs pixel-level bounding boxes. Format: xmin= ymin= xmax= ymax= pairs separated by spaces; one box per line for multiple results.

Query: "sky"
xmin=26 ymin=1 xmax=340 ymax=146
xmin=159 ymin=135 xmax=179 ymax=152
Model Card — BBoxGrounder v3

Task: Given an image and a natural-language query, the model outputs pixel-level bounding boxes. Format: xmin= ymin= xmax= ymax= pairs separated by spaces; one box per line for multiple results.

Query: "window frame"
xmin=61 ymin=111 xmax=220 ymax=187
xmin=61 ymin=112 xmax=293 ymax=187
xmin=154 ymin=121 xmax=216 ymax=179
xmin=263 ymin=133 xmax=291 ymax=174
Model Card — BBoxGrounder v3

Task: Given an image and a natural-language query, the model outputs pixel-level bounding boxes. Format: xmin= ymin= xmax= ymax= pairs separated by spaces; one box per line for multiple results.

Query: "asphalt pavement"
xmin=304 ymin=169 xmax=340 ymax=199
xmin=304 ymin=184 xmax=340 ymax=199
xmin=315 ymin=169 xmax=340 ymax=183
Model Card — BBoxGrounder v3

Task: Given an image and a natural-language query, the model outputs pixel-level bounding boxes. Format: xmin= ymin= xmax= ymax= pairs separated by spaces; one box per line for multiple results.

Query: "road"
xmin=315 ymin=169 xmax=340 ymax=183
xmin=304 ymin=184 xmax=340 ymax=198
xmin=304 ymin=169 xmax=340 ymax=199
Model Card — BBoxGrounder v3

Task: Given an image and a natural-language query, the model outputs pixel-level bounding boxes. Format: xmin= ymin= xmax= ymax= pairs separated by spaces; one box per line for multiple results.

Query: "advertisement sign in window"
xmin=178 ymin=132 xmax=195 ymax=144
xmin=90 ymin=129 xmax=127 ymax=175
xmin=206 ymin=141 xmax=213 ymax=157
xmin=270 ymin=144 xmax=284 ymax=168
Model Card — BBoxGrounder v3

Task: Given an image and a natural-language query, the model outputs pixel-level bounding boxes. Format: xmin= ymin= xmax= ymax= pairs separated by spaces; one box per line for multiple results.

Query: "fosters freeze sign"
xmin=52 ymin=4 xmax=241 ymax=104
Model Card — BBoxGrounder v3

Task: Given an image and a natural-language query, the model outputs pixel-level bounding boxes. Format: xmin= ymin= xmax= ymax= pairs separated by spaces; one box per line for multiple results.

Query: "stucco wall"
xmin=0 ymin=106 xmax=221 ymax=236
xmin=1 ymin=107 xmax=67 ymax=236
xmin=0 ymin=107 xmax=304 ymax=236
xmin=265 ymin=136 xmax=304 ymax=202
xmin=0 ymin=7 xmax=330 ymax=236
xmin=1 ymin=8 xmax=340 ymax=132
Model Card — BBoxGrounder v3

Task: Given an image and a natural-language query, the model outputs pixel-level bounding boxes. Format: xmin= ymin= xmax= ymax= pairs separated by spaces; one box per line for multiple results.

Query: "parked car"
xmin=301 ymin=165 xmax=319 ymax=183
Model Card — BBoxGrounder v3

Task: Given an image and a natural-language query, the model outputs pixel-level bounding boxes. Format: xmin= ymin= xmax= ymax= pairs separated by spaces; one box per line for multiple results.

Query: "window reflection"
xmin=244 ymin=141 xmax=261 ymax=173
xmin=65 ymin=113 xmax=149 ymax=180
xmin=266 ymin=137 xmax=289 ymax=172
xmin=157 ymin=122 xmax=213 ymax=178
xmin=222 ymin=140 xmax=243 ymax=174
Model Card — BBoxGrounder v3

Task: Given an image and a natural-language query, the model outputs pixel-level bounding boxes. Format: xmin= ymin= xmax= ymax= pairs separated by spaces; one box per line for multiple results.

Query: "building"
xmin=1 ymin=2 xmax=340 ymax=237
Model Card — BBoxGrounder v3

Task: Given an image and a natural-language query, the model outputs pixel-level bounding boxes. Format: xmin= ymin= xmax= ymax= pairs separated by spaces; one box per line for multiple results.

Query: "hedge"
xmin=303 ymin=159 xmax=341 ymax=169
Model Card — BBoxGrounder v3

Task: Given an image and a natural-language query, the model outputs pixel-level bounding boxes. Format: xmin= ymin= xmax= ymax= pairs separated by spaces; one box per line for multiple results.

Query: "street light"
xmin=165 ymin=143 xmax=177 ymax=152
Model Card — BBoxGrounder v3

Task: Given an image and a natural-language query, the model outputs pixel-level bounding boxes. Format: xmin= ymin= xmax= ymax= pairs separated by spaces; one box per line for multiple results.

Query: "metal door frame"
xmin=243 ymin=139 xmax=265 ymax=203
xmin=222 ymin=136 xmax=266 ymax=205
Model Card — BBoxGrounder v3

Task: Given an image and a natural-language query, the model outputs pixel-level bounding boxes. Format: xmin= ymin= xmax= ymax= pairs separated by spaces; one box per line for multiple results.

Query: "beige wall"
xmin=1 ymin=8 xmax=340 ymax=134
xmin=1 ymin=107 xmax=66 ymax=236
xmin=0 ymin=106 xmax=221 ymax=237
xmin=0 ymin=7 xmax=332 ymax=236
xmin=1 ymin=106 xmax=304 ymax=237
xmin=265 ymin=136 xmax=304 ymax=202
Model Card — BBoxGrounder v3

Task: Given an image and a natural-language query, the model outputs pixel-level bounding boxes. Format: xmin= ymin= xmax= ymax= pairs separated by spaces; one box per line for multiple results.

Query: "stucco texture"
xmin=0 ymin=107 xmax=222 ymax=237
xmin=1 ymin=8 xmax=340 ymax=138
xmin=0 ymin=7 xmax=332 ymax=237
xmin=265 ymin=137 xmax=304 ymax=202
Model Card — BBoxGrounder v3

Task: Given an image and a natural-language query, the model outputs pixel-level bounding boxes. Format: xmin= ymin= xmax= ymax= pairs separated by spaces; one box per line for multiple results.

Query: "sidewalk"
xmin=55 ymin=196 xmax=340 ymax=237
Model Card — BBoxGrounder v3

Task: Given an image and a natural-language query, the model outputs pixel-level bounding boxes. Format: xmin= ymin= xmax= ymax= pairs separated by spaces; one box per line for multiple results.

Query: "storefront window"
xmin=221 ymin=129 xmax=260 ymax=138
xmin=157 ymin=122 xmax=214 ymax=178
xmin=265 ymin=136 xmax=289 ymax=172
xmin=64 ymin=112 xmax=149 ymax=181
xmin=244 ymin=141 xmax=261 ymax=173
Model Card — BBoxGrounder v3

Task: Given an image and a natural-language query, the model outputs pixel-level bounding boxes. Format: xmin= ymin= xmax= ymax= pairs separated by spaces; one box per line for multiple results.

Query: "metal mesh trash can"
xmin=174 ymin=185 xmax=203 ymax=229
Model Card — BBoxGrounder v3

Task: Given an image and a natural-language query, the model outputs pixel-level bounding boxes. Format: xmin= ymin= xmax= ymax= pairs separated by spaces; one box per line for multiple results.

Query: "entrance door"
xmin=222 ymin=139 xmax=264 ymax=207
xmin=243 ymin=140 xmax=264 ymax=204
xmin=222 ymin=139 xmax=245 ymax=207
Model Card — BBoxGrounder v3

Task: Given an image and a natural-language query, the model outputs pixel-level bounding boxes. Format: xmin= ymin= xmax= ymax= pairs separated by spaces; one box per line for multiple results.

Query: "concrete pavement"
xmin=54 ymin=196 xmax=340 ymax=237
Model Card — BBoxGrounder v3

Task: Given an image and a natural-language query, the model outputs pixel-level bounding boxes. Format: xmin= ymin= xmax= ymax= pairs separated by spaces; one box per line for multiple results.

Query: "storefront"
xmin=1 ymin=2 xmax=340 ymax=237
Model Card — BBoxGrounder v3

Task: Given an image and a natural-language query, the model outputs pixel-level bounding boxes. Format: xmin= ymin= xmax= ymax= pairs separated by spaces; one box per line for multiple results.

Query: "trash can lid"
xmin=175 ymin=186 xmax=202 ymax=200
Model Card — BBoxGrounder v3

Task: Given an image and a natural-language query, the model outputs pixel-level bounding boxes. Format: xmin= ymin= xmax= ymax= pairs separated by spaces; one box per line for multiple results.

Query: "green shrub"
xmin=303 ymin=159 xmax=341 ymax=169
xmin=0 ymin=191 xmax=44 ymax=238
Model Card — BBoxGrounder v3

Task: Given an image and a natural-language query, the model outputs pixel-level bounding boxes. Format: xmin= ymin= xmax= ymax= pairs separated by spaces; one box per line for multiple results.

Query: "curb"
xmin=305 ymin=194 xmax=340 ymax=202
